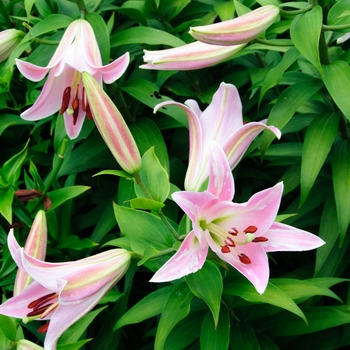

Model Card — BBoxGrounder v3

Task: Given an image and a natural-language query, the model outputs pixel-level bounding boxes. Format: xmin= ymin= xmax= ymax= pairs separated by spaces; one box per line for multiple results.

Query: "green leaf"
xmin=0 ymin=315 xmax=16 ymax=341
xmin=300 ymin=112 xmax=340 ymax=206
xmin=57 ymin=339 xmax=92 ymax=350
xmin=58 ymin=235 xmax=99 ymax=250
xmin=327 ymin=0 xmax=350 ymax=25
xmin=0 ymin=61 xmax=14 ymax=94
xmin=261 ymin=78 xmax=323 ymax=154
xmin=332 ymin=140 xmax=350 ymax=245
xmin=113 ymin=204 xmax=176 ymax=255
xmin=323 ymin=61 xmax=350 ymax=122
xmin=135 ymin=147 xmax=170 ymax=203
xmin=230 ymin=322 xmax=260 ymax=350
xmin=0 ymin=187 xmax=14 ymax=223
xmin=260 ymin=305 xmax=350 ymax=336
xmin=46 ymin=186 xmax=90 ymax=212
xmin=200 ymin=307 xmax=230 ymax=350
xmin=224 ymin=276 xmax=306 ymax=322
xmin=110 ymin=27 xmax=185 ymax=48
xmin=155 ymin=282 xmax=193 ymax=350
xmin=290 ymin=5 xmax=322 ymax=73
xmin=259 ymin=47 xmax=300 ymax=103
xmin=86 ymin=12 xmax=110 ymax=65
xmin=214 ymin=0 xmax=235 ymax=21
xmin=114 ymin=286 xmax=173 ymax=330
xmin=93 ymin=169 xmax=130 ymax=178
xmin=185 ymin=260 xmax=222 ymax=327
xmin=2 ymin=140 xmax=29 ymax=185
xmin=158 ymin=0 xmax=191 ymax=21
xmin=130 ymin=118 xmax=170 ymax=174
xmin=25 ymin=0 xmax=35 ymax=20
xmin=0 ymin=114 xmax=34 ymax=135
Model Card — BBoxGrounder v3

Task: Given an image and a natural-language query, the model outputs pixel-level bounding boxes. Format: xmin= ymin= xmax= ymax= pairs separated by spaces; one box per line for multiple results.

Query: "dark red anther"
xmin=28 ymin=292 xmax=57 ymax=309
xmin=27 ymin=304 xmax=53 ymax=317
xmin=60 ymin=86 xmax=71 ymax=114
xmin=221 ymin=245 xmax=231 ymax=253
xmin=86 ymin=103 xmax=93 ymax=120
xmin=32 ymin=293 xmax=58 ymax=311
xmin=238 ymin=253 xmax=251 ymax=264
xmin=72 ymin=103 xmax=79 ymax=125
xmin=228 ymin=227 xmax=239 ymax=236
xmin=37 ymin=322 xmax=50 ymax=333
xmin=252 ymin=236 xmax=268 ymax=242
xmin=244 ymin=225 xmax=258 ymax=234
xmin=225 ymin=237 xmax=236 ymax=247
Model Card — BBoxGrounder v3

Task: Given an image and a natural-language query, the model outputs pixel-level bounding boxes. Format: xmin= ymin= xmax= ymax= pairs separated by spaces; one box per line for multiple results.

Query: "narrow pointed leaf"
xmin=290 ymin=6 xmax=322 ymax=73
xmin=155 ymin=282 xmax=193 ymax=350
xmin=300 ymin=112 xmax=340 ymax=206
xmin=185 ymin=260 xmax=222 ymax=327
xmin=332 ymin=140 xmax=350 ymax=245
xmin=323 ymin=61 xmax=350 ymax=122
xmin=0 ymin=187 xmax=14 ymax=223
xmin=230 ymin=322 xmax=260 ymax=350
xmin=200 ymin=307 xmax=230 ymax=350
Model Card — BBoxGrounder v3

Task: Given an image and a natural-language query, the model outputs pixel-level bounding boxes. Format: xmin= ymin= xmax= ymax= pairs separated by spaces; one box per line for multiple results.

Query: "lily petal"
xmin=150 ymin=231 xmax=208 ymax=282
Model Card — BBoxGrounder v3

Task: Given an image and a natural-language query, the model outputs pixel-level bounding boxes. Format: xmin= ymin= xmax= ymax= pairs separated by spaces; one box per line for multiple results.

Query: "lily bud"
xmin=0 ymin=28 xmax=23 ymax=63
xmin=189 ymin=5 xmax=280 ymax=45
xmin=14 ymin=210 xmax=47 ymax=296
xmin=82 ymin=72 xmax=141 ymax=174
xmin=140 ymin=41 xmax=246 ymax=71
xmin=17 ymin=339 xmax=45 ymax=350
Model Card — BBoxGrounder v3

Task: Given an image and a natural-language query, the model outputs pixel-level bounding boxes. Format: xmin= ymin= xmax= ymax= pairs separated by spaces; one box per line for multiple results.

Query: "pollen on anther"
xmin=238 ymin=253 xmax=251 ymax=264
xmin=228 ymin=227 xmax=239 ymax=236
xmin=252 ymin=236 xmax=268 ymax=242
xmin=60 ymin=87 xmax=71 ymax=115
xmin=244 ymin=225 xmax=258 ymax=233
xmin=221 ymin=245 xmax=231 ymax=253
xmin=225 ymin=237 xmax=236 ymax=247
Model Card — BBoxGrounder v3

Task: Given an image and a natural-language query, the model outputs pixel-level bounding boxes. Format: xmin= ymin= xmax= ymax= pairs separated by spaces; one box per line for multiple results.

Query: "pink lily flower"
xmin=150 ymin=143 xmax=325 ymax=294
xmin=15 ymin=19 xmax=130 ymax=139
xmin=140 ymin=41 xmax=245 ymax=71
xmin=82 ymin=72 xmax=141 ymax=174
xmin=154 ymin=82 xmax=281 ymax=191
xmin=189 ymin=5 xmax=280 ymax=46
xmin=14 ymin=210 xmax=47 ymax=296
xmin=0 ymin=28 xmax=23 ymax=63
xmin=0 ymin=231 xmax=131 ymax=350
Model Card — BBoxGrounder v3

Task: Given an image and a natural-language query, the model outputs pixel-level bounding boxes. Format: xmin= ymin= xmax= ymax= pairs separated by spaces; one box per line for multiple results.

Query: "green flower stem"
xmin=72 ymin=0 xmax=88 ymax=16
xmin=254 ymin=38 xmax=293 ymax=47
xmin=34 ymin=38 xmax=60 ymax=45
xmin=322 ymin=23 xmax=350 ymax=31
xmin=280 ymin=4 xmax=313 ymax=16
xmin=31 ymin=138 xmax=68 ymax=214
xmin=319 ymin=32 xmax=330 ymax=65
xmin=148 ymin=247 xmax=176 ymax=258
xmin=134 ymin=172 xmax=180 ymax=240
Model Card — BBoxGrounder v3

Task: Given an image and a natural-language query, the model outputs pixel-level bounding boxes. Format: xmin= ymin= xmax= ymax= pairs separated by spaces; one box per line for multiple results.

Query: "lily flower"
xmin=15 ymin=19 xmax=130 ymax=139
xmin=82 ymin=72 xmax=142 ymax=174
xmin=154 ymin=82 xmax=281 ymax=191
xmin=0 ymin=231 xmax=131 ymax=350
xmin=150 ymin=143 xmax=325 ymax=294
xmin=14 ymin=210 xmax=47 ymax=296
xmin=140 ymin=41 xmax=245 ymax=71
xmin=189 ymin=5 xmax=280 ymax=46
xmin=0 ymin=28 xmax=23 ymax=63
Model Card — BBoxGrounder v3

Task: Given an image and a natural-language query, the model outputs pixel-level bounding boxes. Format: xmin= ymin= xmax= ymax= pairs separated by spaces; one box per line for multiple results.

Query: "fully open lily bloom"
xmin=140 ymin=41 xmax=245 ymax=70
xmin=0 ymin=28 xmax=23 ymax=63
xmin=14 ymin=210 xmax=47 ymax=296
xmin=0 ymin=231 xmax=131 ymax=350
xmin=154 ymin=82 xmax=281 ymax=191
xmin=15 ymin=19 xmax=130 ymax=139
xmin=189 ymin=5 xmax=280 ymax=45
xmin=82 ymin=72 xmax=141 ymax=174
xmin=150 ymin=143 xmax=325 ymax=294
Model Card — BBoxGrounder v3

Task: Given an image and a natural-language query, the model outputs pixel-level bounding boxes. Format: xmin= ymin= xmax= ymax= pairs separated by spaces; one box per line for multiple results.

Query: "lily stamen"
xmin=60 ymin=87 xmax=71 ymax=114
xmin=28 ymin=292 xmax=57 ymax=309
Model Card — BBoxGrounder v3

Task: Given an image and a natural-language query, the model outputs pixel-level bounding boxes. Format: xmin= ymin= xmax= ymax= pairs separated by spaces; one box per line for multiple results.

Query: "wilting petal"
xmin=141 ymin=41 xmax=246 ymax=70
xmin=262 ymin=222 xmax=325 ymax=252
xmin=190 ymin=5 xmax=280 ymax=45
xmin=150 ymin=231 xmax=208 ymax=282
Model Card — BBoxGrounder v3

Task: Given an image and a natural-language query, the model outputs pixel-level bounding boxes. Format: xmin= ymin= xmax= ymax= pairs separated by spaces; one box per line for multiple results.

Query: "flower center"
xmin=25 ymin=292 xmax=59 ymax=321
xmin=59 ymin=71 xmax=92 ymax=125
xmin=204 ymin=223 xmax=268 ymax=265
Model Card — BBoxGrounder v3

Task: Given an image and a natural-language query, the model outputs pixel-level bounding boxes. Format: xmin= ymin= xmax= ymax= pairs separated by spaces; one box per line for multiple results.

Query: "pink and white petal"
xmin=0 ymin=281 xmax=51 ymax=318
xmin=207 ymin=234 xmax=269 ymax=294
xmin=204 ymin=183 xmax=283 ymax=236
xmin=208 ymin=142 xmax=234 ymax=201
xmin=200 ymin=83 xmax=243 ymax=143
xmin=184 ymin=99 xmax=203 ymax=117
xmin=150 ymin=231 xmax=208 ymax=282
xmin=20 ymin=71 xmax=66 ymax=120
xmin=223 ymin=122 xmax=281 ymax=170
xmin=172 ymin=190 xmax=218 ymax=222
xmin=15 ymin=59 xmax=50 ymax=81
xmin=262 ymin=222 xmax=325 ymax=252
xmin=90 ymin=53 xmax=130 ymax=84
xmin=63 ymin=108 xmax=85 ymax=140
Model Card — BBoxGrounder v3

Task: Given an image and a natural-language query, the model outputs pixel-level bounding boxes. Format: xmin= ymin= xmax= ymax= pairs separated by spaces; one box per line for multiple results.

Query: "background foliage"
xmin=1 ymin=0 xmax=350 ymax=349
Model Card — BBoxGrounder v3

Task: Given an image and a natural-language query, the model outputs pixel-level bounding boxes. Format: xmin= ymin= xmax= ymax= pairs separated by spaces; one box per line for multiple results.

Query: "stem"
xmin=149 ymin=247 xmax=176 ymax=258
xmin=72 ymin=0 xmax=88 ymax=16
xmin=133 ymin=172 xmax=181 ymax=240
xmin=254 ymin=38 xmax=293 ymax=47
xmin=322 ymin=23 xmax=350 ymax=31
xmin=279 ymin=4 xmax=313 ymax=16
xmin=31 ymin=139 xmax=68 ymax=213
xmin=319 ymin=32 xmax=330 ymax=65
xmin=34 ymin=38 xmax=60 ymax=45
